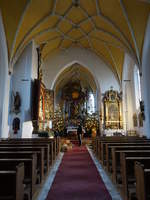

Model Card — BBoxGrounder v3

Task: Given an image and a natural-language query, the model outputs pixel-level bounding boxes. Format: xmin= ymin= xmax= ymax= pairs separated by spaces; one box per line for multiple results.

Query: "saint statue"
xmin=13 ymin=91 xmax=21 ymax=114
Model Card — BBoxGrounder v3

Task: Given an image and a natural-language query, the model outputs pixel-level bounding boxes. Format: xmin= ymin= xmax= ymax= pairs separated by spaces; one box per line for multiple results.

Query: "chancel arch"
xmin=50 ymin=63 xmax=98 ymax=130
xmin=43 ymin=47 xmax=120 ymax=93
xmin=41 ymin=47 xmax=120 ymax=136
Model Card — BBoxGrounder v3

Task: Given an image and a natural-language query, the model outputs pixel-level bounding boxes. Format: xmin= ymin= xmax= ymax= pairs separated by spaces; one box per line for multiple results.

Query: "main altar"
xmin=61 ymin=80 xmax=88 ymax=127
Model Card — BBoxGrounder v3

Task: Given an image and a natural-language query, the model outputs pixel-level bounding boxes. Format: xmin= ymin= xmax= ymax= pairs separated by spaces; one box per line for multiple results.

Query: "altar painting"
xmin=103 ymin=88 xmax=122 ymax=129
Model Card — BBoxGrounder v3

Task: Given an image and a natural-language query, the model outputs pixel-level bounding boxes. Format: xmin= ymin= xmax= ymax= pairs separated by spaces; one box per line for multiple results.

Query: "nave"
xmin=0 ymin=0 xmax=150 ymax=199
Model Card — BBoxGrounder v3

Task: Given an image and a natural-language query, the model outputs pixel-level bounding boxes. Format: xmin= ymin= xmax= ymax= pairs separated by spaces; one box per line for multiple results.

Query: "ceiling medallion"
xmin=73 ymin=0 xmax=79 ymax=7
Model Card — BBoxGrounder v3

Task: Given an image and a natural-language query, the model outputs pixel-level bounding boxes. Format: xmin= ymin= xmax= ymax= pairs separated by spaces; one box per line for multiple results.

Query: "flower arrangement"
xmin=84 ymin=113 xmax=99 ymax=132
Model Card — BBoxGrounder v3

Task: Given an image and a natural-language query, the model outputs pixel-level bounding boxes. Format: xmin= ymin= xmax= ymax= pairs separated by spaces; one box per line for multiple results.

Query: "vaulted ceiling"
xmin=0 ymin=0 xmax=150 ymax=82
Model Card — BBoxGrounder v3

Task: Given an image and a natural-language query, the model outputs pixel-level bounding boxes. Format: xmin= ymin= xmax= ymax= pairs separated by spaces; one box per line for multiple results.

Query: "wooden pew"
xmin=0 ymin=154 xmax=37 ymax=197
xmin=105 ymin=142 xmax=150 ymax=162
xmin=120 ymin=152 xmax=150 ymax=200
xmin=92 ymin=138 xmax=96 ymax=153
xmin=106 ymin=144 xmax=150 ymax=172
xmin=23 ymin=137 xmax=57 ymax=158
xmin=0 ymin=137 xmax=60 ymax=168
xmin=112 ymin=149 xmax=150 ymax=184
xmin=0 ymin=145 xmax=49 ymax=174
xmin=0 ymin=137 xmax=61 ymax=199
xmin=93 ymin=136 xmax=150 ymax=165
xmin=30 ymin=138 xmax=55 ymax=163
xmin=135 ymin=161 xmax=150 ymax=200
xmin=0 ymin=162 xmax=24 ymax=200
xmin=0 ymin=150 xmax=44 ymax=182
xmin=92 ymin=137 xmax=99 ymax=156
xmin=0 ymin=142 xmax=52 ymax=167
xmin=10 ymin=137 xmax=57 ymax=154
xmin=92 ymin=137 xmax=150 ymax=200
xmin=0 ymin=137 xmax=61 ymax=179
xmin=2 ymin=137 xmax=57 ymax=162
xmin=34 ymin=137 xmax=58 ymax=159
xmin=100 ymin=139 xmax=150 ymax=164
xmin=93 ymin=136 xmax=142 ymax=161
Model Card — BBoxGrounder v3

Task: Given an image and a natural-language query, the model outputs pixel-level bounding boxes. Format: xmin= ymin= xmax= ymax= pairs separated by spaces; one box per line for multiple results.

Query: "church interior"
xmin=0 ymin=0 xmax=150 ymax=199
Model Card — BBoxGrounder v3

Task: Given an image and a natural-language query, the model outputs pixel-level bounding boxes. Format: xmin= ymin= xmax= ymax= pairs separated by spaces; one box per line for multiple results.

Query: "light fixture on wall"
xmin=123 ymin=80 xmax=131 ymax=82
xmin=21 ymin=79 xmax=29 ymax=82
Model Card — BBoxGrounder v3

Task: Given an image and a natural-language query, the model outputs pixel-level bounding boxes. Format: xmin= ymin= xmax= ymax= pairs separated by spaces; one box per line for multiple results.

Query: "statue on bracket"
xmin=13 ymin=91 xmax=21 ymax=114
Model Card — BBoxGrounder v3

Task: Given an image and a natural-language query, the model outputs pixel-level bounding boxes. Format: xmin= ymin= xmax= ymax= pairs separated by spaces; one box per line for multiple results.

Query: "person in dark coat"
xmin=77 ymin=124 xmax=82 ymax=146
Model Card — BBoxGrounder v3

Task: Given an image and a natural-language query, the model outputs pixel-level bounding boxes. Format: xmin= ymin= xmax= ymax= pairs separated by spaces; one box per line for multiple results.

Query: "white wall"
xmin=141 ymin=14 xmax=150 ymax=138
xmin=0 ymin=12 xmax=10 ymax=138
xmin=31 ymin=41 xmax=38 ymax=80
xmin=122 ymin=53 xmax=146 ymax=136
xmin=122 ymin=54 xmax=136 ymax=132
xmin=9 ymin=41 xmax=38 ymax=138
xmin=43 ymin=47 xmax=120 ymax=93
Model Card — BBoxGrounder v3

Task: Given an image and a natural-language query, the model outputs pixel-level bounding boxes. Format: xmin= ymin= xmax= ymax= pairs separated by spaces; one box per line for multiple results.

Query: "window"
xmin=87 ymin=93 xmax=95 ymax=114
xmin=134 ymin=65 xmax=141 ymax=110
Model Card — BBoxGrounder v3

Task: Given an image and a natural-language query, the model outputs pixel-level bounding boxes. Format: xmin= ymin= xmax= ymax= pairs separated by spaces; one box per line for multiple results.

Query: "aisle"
xmin=46 ymin=145 xmax=112 ymax=200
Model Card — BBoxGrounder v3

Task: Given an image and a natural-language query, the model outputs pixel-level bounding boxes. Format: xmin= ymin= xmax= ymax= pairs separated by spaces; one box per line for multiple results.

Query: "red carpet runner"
xmin=46 ymin=146 xmax=112 ymax=200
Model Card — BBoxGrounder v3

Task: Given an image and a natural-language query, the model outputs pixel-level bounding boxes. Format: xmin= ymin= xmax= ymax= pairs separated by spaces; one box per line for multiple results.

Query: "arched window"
xmin=134 ymin=65 xmax=141 ymax=110
xmin=88 ymin=93 xmax=95 ymax=114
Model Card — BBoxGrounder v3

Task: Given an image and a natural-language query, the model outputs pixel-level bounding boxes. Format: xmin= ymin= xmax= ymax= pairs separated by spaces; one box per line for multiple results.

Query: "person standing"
xmin=77 ymin=124 xmax=82 ymax=146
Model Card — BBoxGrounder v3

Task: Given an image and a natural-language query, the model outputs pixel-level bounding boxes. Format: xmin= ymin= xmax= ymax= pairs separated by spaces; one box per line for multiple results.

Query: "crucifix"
xmin=36 ymin=43 xmax=46 ymax=80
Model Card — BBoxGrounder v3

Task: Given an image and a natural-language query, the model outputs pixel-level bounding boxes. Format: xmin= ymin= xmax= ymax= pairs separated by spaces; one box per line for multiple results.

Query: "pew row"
xmin=0 ymin=162 xmax=24 ymax=200
xmin=92 ymin=136 xmax=150 ymax=200
xmin=0 ymin=137 xmax=61 ymax=200
xmin=135 ymin=161 xmax=150 ymax=200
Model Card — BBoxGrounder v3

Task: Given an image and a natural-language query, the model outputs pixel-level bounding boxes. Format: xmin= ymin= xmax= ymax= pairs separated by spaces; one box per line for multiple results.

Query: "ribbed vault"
xmin=0 ymin=0 xmax=150 ymax=82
